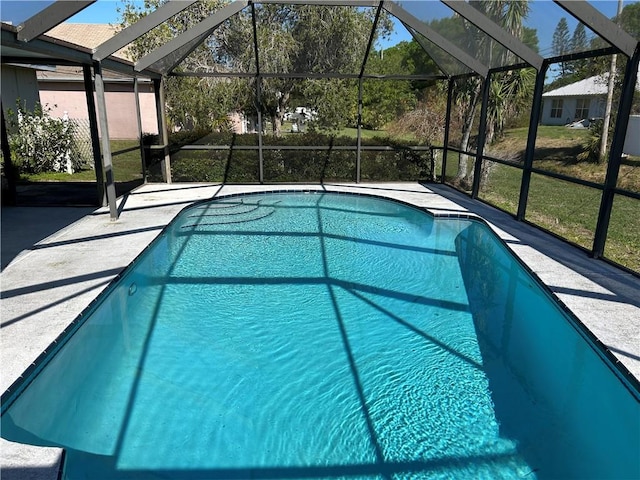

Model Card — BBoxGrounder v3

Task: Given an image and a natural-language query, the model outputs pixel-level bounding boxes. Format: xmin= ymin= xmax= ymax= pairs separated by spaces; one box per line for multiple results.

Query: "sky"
xmin=0 ymin=0 xmax=636 ymax=52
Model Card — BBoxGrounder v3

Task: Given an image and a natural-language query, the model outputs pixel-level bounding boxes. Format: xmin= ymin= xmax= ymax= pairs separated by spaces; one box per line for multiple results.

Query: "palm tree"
xmin=454 ymin=0 xmax=532 ymax=186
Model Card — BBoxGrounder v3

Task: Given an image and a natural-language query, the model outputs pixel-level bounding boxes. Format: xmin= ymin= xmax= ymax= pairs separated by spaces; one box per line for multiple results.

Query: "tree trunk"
xmin=271 ymin=91 xmax=290 ymax=137
xmin=456 ymin=85 xmax=481 ymax=182
xmin=272 ymin=113 xmax=283 ymax=136
xmin=599 ymin=0 xmax=623 ymax=163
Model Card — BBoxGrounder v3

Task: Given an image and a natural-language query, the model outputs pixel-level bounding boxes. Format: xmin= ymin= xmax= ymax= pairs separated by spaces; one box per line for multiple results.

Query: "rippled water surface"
xmin=3 ymin=193 xmax=638 ymax=479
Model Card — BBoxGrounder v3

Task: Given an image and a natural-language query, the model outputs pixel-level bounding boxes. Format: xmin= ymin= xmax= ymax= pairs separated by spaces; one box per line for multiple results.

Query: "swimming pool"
xmin=1 ymin=192 xmax=638 ymax=479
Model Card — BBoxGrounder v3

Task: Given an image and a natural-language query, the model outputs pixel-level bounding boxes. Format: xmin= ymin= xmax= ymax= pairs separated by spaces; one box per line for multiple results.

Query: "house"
xmin=541 ymin=75 xmax=608 ymax=126
xmin=37 ymin=24 xmax=159 ymax=139
xmin=541 ymin=71 xmax=640 ymax=127
xmin=2 ymin=23 xmax=158 ymax=139
xmin=284 ymin=107 xmax=317 ymax=132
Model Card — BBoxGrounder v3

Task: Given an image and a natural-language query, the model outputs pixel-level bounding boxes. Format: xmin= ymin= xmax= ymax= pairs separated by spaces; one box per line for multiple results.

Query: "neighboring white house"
xmin=541 ymin=75 xmax=608 ymax=126
xmin=541 ymin=71 xmax=640 ymax=127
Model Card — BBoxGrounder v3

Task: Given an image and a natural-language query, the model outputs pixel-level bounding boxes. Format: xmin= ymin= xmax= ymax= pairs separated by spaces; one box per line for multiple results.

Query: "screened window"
xmin=575 ymin=98 xmax=590 ymax=120
xmin=550 ymin=99 xmax=563 ymax=118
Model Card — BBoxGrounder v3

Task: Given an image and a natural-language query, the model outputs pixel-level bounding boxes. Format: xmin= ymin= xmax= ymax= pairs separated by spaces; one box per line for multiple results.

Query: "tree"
xmin=570 ymin=23 xmax=588 ymax=53
xmin=360 ymin=41 xmax=428 ymax=130
xmin=434 ymin=0 xmax=533 ymax=186
xmin=521 ymin=26 xmax=540 ymax=53
xmin=217 ymin=4 xmax=391 ymax=135
xmin=552 ymin=17 xmax=571 ymax=76
xmin=7 ymin=101 xmax=86 ymax=174
xmin=120 ymin=1 xmax=392 ymax=135
xmin=568 ymin=23 xmax=588 ymax=74
xmin=388 ymin=85 xmax=448 ymax=147
xmin=613 ymin=1 xmax=640 ymax=38
xmin=119 ymin=0 xmax=240 ymax=131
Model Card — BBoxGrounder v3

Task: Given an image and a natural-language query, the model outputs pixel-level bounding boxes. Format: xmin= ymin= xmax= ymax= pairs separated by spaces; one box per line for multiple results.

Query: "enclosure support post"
xmin=1 ymin=101 xmax=17 ymax=206
xmin=134 ymin=77 xmax=146 ymax=183
xmin=355 ymin=2 xmax=383 ymax=184
xmin=250 ymin=3 xmax=263 ymax=184
xmin=592 ymin=45 xmax=640 ymax=258
xmin=356 ymin=78 xmax=363 ymax=183
xmin=471 ymin=72 xmax=491 ymax=198
xmin=94 ymin=61 xmax=118 ymax=220
xmin=256 ymin=76 xmax=264 ymax=184
xmin=441 ymin=78 xmax=454 ymax=184
xmin=154 ymin=78 xmax=172 ymax=183
xmin=517 ymin=61 xmax=548 ymax=221
xmin=83 ymin=64 xmax=106 ymax=206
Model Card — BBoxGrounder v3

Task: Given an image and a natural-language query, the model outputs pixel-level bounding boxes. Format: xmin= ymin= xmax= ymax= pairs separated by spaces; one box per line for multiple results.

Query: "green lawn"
xmin=480 ymin=162 xmax=639 ymax=272
xmin=471 ymin=126 xmax=640 ymax=272
xmin=19 ymin=140 xmax=143 ymax=183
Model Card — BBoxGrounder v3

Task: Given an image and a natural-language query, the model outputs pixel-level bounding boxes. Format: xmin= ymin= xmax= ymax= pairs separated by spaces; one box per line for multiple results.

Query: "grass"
xmin=481 ymin=163 xmax=639 ymax=272
xmin=337 ymin=127 xmax=395 ymax=140
xmin=476 ymin=127 xmax=640 ymax=272
xmin=19 ymin=140 xmax=143 ymax=183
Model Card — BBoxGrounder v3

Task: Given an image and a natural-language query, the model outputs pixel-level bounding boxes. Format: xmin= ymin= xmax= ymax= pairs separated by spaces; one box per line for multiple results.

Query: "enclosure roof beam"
xmin=554 ymin=0 xmax=637 ymax=58
xmin=384 ymin=2 xmax=488 ymax=78
xmin=17 ymin=1 xmax=96 ymax=42
xmin=135 ymin=1 xmax=249 ymax=74
xmin=153 ymin=31 xmax=214 ymax=75
xmin=441 ymin=0 xmax=544 ymax=71
xmin=93 ymin=0 xmax=198 ymax=61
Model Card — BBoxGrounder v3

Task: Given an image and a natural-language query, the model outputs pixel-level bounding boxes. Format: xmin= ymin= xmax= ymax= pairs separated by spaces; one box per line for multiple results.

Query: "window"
xmin=575 ymin=98 xmax=590 ymax=120
xmin=550 ymin=99 xmax=563 ymax=118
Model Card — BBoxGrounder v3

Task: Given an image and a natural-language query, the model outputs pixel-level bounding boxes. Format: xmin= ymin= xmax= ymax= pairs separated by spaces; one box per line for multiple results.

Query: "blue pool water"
xmin=2 ymin=192 xmax=638 ymax=479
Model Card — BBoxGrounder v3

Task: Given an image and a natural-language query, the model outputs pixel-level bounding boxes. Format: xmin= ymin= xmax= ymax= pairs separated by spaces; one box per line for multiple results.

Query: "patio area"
xmin=1 ymin=182 xmax=638 ymax=479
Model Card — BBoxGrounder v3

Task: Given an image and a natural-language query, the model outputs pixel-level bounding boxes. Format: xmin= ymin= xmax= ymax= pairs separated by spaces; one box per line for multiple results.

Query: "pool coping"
xmin=2 ymin=182 xmax=639 ymax=479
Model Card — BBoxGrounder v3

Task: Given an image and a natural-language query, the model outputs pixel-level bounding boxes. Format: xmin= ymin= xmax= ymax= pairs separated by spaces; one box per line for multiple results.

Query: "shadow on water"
xmin=60 ymin=451 xmax=521 ymax=479
xmin=10 ymin=191 xmax=637 ymax=479
xmin=425 ymin=182 xmax=640 ymax=310
xmin=53 ymin=193 xmax=521 ymax=478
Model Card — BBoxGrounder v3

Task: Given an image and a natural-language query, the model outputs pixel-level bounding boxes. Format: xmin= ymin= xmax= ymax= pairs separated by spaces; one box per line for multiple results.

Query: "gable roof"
xmin=543 ymin=75 xmax=608 ymax=98
xmin=543 ymin=69 xmax=640 ymax=98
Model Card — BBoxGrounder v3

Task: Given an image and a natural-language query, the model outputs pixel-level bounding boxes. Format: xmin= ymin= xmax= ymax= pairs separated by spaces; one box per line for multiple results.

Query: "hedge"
xmin=147 ymin=131 xmax=432 ymax=183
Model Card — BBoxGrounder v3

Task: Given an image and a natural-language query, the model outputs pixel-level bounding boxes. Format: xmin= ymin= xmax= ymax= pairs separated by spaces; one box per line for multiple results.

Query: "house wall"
xmin=623 ymin=116 xmax=640 ymax=156
xmin=541 ymin=96 xmax=605 ymax=126
xmin=38 ymin=81 xmax=158 ymax=139
xmin=1 ymin=65 xmax=41 ymax=116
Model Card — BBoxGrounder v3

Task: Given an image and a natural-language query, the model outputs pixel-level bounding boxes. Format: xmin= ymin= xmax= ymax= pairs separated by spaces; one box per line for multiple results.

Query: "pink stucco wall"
xmin=38 ymin=81 xmax=158 ymax=139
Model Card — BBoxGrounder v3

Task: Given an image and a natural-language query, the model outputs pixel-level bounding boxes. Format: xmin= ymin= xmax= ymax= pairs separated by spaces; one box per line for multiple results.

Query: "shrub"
xmin=7 ymin=101 xmax=87 ymax=174
xmin=577 ymin=119 xmax=611 ymax=164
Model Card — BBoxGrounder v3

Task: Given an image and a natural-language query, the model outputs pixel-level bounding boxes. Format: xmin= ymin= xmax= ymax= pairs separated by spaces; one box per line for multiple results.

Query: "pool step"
xmin=181 ymin=200 xmax=280 ymax=228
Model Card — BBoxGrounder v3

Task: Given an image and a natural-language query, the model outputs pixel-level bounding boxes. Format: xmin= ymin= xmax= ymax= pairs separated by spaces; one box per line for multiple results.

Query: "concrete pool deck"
xmin=1 ymin=182 xmax=639 ymax=479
